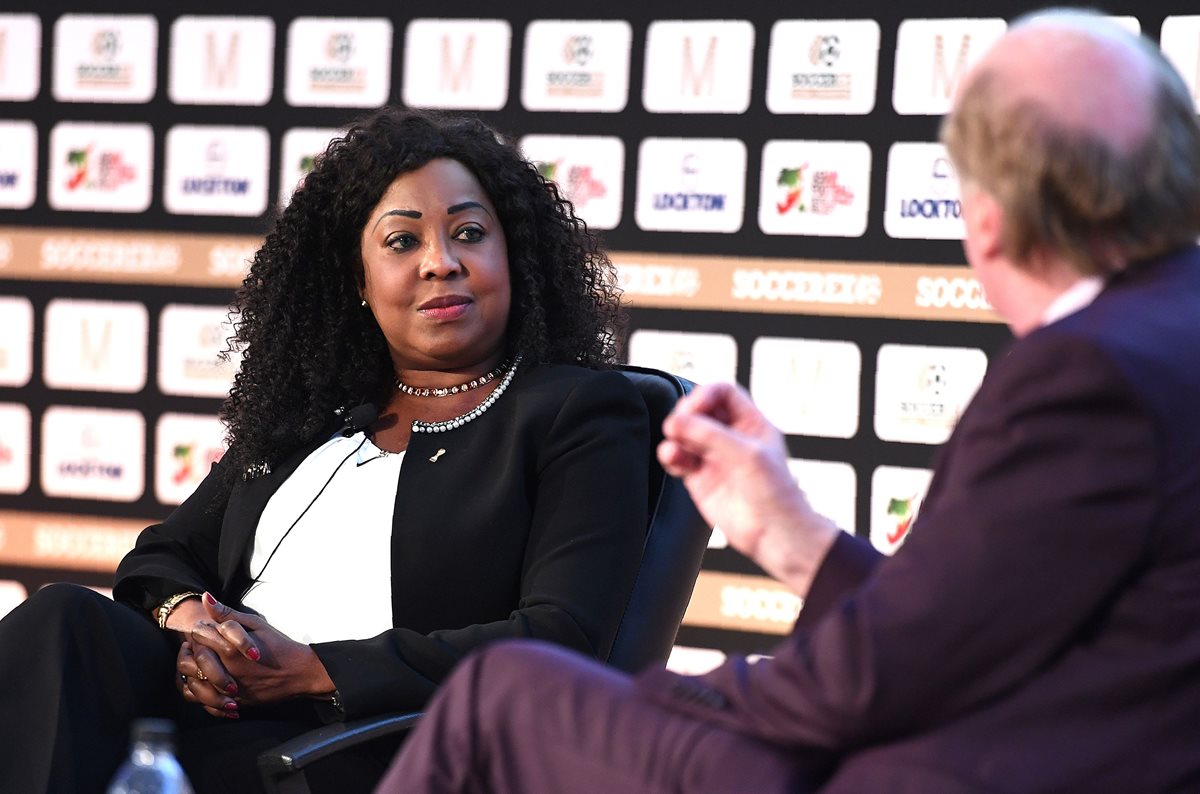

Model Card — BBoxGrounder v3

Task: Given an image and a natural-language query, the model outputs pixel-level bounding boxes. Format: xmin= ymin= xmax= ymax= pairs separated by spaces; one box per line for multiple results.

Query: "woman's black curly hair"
xmin=217 ymin=108 xmax=623 ymax=490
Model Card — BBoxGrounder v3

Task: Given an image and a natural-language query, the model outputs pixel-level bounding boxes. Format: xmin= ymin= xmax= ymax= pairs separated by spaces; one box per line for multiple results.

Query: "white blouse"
xmin=241 ymin=431 xmax=403 ymax=644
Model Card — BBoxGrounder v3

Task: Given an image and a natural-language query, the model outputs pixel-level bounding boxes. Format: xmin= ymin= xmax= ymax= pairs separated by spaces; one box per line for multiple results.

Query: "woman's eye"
xmin=456 ymin=226 xmax=484 ymax=243
xmin=387 ymin=232 xmax=417 ymax=250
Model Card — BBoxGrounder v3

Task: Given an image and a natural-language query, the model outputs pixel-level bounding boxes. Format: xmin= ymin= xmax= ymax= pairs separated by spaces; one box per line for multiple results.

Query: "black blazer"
xmin=115 ymin=363 xmax=650 ymax=717
xmin=640 ymin=247 xmax=1200 ymax=792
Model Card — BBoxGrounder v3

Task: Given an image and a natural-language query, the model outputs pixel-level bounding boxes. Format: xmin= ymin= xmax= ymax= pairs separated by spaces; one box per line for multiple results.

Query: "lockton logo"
xmin=403 ymin=19 xmax=511 ymax=110
xmin=0 ymin=14 xmax=42 ymax=101
xmin=0 ymin=119 xmax=36 ymax=209
xmin=158 ymin=304 xmax=240 ymax=398
xmin=164 ymin=125 xmax=269 ymax=217
xmin=169 ymin=16 xmax=275 ymax=105
xmin=41 ymin=406 xmax=146 ymax=502
xmin=43 ymin=299 xmax=149 ymax=393
xmin=1161 ymin=16 xmax=1200 ymax=111
xmin=884 ymin=142 xmax=966 ymax=240
xmin=522 ymin=20 xmax=631 ymax=112
xmin=643 ymin=20 xmax=755 ymax=113
xmin=758 ymin=140 xmax=871 ymax=237
xmin=155 ymin=413 xmax=226 ymax=505
xmin=870 ymin=466 xmax=933 ymax=554
xmin=279 ymin=127 xmax=343 ymax=208
xmin=749 ymin=337 xmax=861 ymax=438
xmin=0 ymin=296 xmax=33 ymax=387
xmin=892 ymin=18 xmax=1006 ymax=115
xmin=48 ymin=122 xmax=153 ymax=212
xmin=874 ymin=344 xmax=988 ymax=444
xmin=627 ymin=330 xmax=737 ymax=386
xmin=787 ymin=458 xmax=857 ymax=534
xmin=0 ymin=403 xmax=31 ymax=495
xmin=520 ymin=134 xmax=624 ymax=230
xmin=285 ymin=18 xmax=391 ymax=107
xmin=635 ymin=138 xmax=747 ymax=233
xmin=52 ymin=14 xmax=157 ymax=103
xmin=766 ymin=20 xmax=881 ymax=114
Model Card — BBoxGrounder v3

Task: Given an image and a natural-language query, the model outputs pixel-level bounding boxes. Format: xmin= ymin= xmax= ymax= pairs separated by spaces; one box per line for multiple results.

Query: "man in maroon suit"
xmin=379 ymin=11 xmax=1200 ymax=792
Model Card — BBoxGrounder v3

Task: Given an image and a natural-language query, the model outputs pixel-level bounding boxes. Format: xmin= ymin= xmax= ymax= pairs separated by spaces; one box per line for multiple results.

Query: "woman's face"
xmin=360 ymin=158 xmax=512 ymax=374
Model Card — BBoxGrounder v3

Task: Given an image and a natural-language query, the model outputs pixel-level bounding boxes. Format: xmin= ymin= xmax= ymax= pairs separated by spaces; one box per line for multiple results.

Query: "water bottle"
xmin=106 ymin=718 xmax=194 ymax=794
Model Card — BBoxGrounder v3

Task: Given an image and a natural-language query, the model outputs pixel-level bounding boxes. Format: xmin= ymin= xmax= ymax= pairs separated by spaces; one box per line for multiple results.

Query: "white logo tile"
xmin=285 ymin=17 xmax=392 ymax=107
xmin=758 ymin=139 xmax=872 ymax=237
xmin=402 ymin=19 xmax=511 ymax=110
xmin=643 ymin=20 xmax=755 ymax=113
xmin=52 ymin=14 xmax=157 ymax=103
xmin=0 ymin=120 xmax=36 ymax=210
xmin=1162 ymin=16 xmax=1200 ymax=112
xmin=522 ymin=20 xmax=631 ymax=112
xmin=169 ymin=16 xmax=275 ymax=106
xmin=520 ymin=134 xmax=624 ymax=231
xmin=279 ymin=127 xmax=344 ymax=208
xmin=41 ymin=406 xmax=146 ymax=502
xmin=627 ymin=329 xmax=737 ymax=386
xmin=0 ymin=296 xmax=33 ymax=387
xmin=635 ymin=137 xmax=746 ymax=233
xmin=766 ymin=19 xmax=880 ymax=115
xmin=884 ymin=142 xmax=965 ymax=240
xmin=0 ymin=403 xmax=31 ymax=495
xmin=48 ymin=122 xmax=154 ymax=213
xmin=788 ymin=458 xmax=857 ymax=534
xmin=0 ymin=14 xmax=41 ymax=101
xmin=749 ymin=337 xmax=861 ymax=438
xmin=43 ymin=299 xmax=148 ymax=393
xmin=874 ymin=344 xmax=988 ymax=445
xmin=892 ymin=18 xmax=1006 ymax=115
xmin=164 ymin=125 xmax=270 ymax=217
xmin=870 ymin=466 xmax=932 ymax=555
xmin=157 ymin=304 xmax=239 ymax=398
xmin=154 ymin=412 xmax=226 ymax=505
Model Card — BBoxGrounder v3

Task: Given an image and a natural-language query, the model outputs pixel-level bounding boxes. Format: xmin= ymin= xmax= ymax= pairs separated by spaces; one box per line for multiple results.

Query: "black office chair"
xmin=257 ymin=365 xmax=711 ymax=794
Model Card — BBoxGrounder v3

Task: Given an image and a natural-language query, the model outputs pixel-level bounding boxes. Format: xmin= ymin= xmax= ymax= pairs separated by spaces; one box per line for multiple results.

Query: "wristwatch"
xmin=154 ymin=591 xmax=202 ymax=629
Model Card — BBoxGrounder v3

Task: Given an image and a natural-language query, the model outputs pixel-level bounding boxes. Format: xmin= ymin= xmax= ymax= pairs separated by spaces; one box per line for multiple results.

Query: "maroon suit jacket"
xmin=639 ymin=247 xmax=1200 ymax=792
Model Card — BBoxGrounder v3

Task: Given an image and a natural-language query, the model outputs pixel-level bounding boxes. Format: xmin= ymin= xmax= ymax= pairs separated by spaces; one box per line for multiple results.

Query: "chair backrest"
xmin=605 ymin=365 xmax=712 ymax=673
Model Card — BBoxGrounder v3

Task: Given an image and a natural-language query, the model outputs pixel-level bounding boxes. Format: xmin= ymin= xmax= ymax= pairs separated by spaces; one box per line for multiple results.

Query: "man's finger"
xmin=657 ymin=439 xmax=703 ymax=477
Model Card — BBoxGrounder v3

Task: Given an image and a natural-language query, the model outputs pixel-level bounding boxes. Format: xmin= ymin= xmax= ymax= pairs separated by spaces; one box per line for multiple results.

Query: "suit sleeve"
xmin=312 ymin=371 xmax=650 ymax=718
xmin=112 ymin=460 xmax=231 ymax=613
xmin=638 ymin=333 xmax=1158 ymax=749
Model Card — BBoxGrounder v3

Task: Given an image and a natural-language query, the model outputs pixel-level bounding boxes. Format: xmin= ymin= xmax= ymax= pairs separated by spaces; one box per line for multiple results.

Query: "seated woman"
xmin=0 ymin=108 xmax=649 ymax=793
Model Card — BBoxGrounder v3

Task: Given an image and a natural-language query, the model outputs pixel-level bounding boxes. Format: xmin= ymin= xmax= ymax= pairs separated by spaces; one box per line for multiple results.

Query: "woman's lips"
xmin=418 ymin=295 xmax=472 ymax=320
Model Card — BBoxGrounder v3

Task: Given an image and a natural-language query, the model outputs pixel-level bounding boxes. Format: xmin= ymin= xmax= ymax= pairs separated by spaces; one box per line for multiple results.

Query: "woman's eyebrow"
xmin=372 ymin=208 xmax=422 ymax=231
xmin=447 ymin=201 xmax=492 ymax=218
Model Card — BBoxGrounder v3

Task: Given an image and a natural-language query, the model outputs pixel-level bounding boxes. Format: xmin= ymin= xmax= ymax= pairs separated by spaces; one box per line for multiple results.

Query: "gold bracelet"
xmin=154 ymin=591 xmax=202 ymax=629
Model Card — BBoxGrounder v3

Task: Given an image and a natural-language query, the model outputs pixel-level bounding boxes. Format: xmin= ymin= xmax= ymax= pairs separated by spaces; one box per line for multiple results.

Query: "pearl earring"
xmin=361 ymin=299 xmax=368 ymax=308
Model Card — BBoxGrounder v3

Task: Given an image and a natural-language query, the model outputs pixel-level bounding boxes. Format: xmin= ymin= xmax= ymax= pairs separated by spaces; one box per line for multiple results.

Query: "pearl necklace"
xmin=411 ymin=354 xmax=523 ymax=434
xmin=395 ymin=358 xmax=512 ymax=398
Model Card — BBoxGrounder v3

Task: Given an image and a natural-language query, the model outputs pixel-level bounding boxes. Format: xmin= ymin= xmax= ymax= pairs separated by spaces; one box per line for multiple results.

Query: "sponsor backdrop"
xmin=0 ymin=0 xmax=1192 ymax=670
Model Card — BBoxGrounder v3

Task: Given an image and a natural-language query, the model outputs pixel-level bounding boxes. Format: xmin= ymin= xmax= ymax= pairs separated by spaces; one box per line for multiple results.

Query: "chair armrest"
xmin=257 ymin=711 xmax=423 ymax=792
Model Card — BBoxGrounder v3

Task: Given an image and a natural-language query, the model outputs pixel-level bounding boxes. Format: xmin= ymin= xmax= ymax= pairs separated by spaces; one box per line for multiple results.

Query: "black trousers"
xmin=0 ymin=584 xmax=397 ymax=794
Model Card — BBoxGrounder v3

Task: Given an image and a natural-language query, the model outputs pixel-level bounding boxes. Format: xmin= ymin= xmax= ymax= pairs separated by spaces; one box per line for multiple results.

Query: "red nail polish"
xmin=225 ymin=683 xmax=238 ymax=695
xmin=225 ymin=711 xmax=239 ymax=720
xmin=247 ymin=647 xmax=261 ymax=661
xmin=204 ymin=592 xmax=217 ymax=606
xmin=223 ymin=701 xmax=238 ymax=711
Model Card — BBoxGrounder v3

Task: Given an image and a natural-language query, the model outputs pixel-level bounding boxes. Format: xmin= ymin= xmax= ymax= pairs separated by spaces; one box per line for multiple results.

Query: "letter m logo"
xmin=441 ymin=34 xmax=475 ymax=92
xmin=931 ymin=34 xmax=972 ymax=99
xmin=204 ymin=31 xmax=240 ymax=89
xmin=681 ymin=36 xmax=717 ymax=96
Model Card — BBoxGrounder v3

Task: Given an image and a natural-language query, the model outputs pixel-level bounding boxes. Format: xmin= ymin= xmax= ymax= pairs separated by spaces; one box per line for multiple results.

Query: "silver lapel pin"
xmin=429 ymin=448 xmax=447 ymax=463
